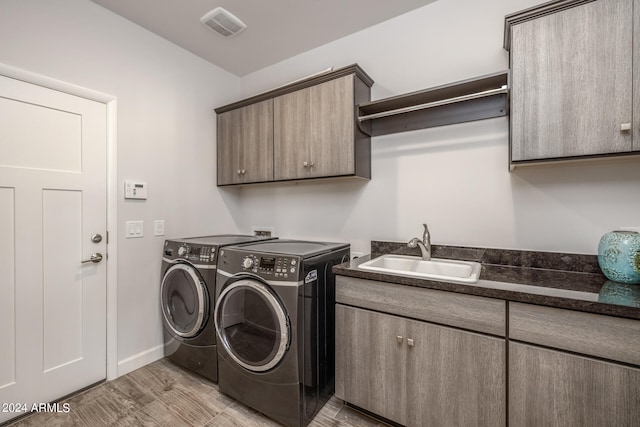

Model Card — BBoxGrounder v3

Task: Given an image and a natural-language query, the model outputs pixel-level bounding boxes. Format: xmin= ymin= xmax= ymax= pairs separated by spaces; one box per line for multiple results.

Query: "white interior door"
xmin=0 ymin=75 xmax=107 ymax=423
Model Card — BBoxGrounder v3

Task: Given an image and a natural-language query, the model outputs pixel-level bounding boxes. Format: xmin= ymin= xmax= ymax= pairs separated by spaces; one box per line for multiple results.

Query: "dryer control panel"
xmin=238 ymin=254 xmax=300 ymax=281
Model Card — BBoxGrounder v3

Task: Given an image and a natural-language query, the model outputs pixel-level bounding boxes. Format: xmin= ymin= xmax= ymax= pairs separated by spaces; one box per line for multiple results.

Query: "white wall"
xmin=0 ymin=0 xmax=242 ymax=372
xmin=233 ymin=0 xmax=640 ymax=255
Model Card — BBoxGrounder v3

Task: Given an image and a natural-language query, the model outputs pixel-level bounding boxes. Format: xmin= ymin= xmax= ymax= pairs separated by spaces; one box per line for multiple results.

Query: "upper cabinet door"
xmin=273 ymin=87 xmax=311 ymax=181
xmin=217 ymin=99 xmax=273 ymax=185
xmin=274 ymin=75 xmax=356 ymax=181
xmin=510 ymin=0 xmax=633 ymax=162
xmin=308 ymin=75 xmax=355 ymax=178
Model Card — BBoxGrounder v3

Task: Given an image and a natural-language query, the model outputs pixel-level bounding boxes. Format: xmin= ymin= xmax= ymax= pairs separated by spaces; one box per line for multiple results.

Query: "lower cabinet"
xmin=508 ymin=302 xmax=640 ymax=427
xmin=336 ymin=305 xmax=506 ymax=427
xmin=509 ymin=342 xmax=640 ymax=427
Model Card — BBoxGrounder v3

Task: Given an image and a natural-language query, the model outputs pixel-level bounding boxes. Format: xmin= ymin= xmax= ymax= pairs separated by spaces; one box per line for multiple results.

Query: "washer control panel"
xmin=163 ymin=241 xmax=215 ymax=264
xmin=240 ymin=254 xmax=300 ymax=281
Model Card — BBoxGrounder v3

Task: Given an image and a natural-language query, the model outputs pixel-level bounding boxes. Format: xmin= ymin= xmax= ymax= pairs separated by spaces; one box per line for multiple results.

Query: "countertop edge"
xmin=333 ymin=256 xmax=640 ymax=321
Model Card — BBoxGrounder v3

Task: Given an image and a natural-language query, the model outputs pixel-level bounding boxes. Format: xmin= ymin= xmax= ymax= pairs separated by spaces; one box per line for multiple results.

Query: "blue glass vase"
xmin=597 ymin=231 xmax=640 ymax=284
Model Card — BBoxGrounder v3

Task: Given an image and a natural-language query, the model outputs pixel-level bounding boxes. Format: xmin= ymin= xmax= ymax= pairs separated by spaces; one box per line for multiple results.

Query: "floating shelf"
xmin=357 ymin=71 xmax=509 ymax=137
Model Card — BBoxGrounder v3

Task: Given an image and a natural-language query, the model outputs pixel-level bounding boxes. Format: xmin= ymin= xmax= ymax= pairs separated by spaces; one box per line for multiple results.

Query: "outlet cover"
xmin=154 ymin=220 xmax=165 ymax=236
xmin=252 ymin=226 xmax=275 ymax=238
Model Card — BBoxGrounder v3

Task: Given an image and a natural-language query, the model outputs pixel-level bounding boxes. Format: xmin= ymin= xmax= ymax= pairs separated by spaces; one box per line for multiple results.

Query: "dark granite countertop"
xmin=332 ymin=241 xmax=640 ymax=321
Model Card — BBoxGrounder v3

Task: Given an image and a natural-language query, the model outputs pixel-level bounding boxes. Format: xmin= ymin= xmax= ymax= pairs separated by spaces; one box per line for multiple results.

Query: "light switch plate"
xmin=126 ymin=221 xmax=144 ymax=238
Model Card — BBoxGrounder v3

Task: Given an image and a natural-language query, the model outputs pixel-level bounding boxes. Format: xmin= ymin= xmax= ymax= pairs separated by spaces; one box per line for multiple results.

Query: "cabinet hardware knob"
xmin=407 ymin=338 xmax=414 ymax=347
xmin=242 ymin=169 xmax=246 ymax=174
xmin=620 ymin=123 xmax=631 ymax=132
xmin=396 ymin=335 xmax=403 ymax=344
xmin=309 ymin=161 xmax=314 ymax=167
xmin=237 ymin=169 xmax=241 ymax=174
xmin=303 ymin=161 xmax=308 ymax=168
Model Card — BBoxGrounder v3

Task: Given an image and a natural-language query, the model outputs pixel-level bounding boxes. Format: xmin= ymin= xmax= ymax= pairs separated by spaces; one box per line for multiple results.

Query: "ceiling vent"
xmin=200 ymin=7 xmax=247 ymax=38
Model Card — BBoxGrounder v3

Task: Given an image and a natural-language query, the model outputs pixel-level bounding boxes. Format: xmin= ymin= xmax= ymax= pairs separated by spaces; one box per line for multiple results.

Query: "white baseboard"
xmin=117 ymin=344 xmax=165 ymax=377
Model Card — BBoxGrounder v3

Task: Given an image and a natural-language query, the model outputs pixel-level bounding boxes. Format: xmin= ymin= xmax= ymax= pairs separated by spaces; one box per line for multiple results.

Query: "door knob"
xmin=81 ymin=253 xmax=103 ymax=264
xmin=91 ymin=234 xmax=102 ymax=243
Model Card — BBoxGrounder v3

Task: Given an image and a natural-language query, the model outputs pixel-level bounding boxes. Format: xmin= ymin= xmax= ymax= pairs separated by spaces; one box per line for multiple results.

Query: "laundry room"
xmin=1 ymin=0 xmax=640 ymax=426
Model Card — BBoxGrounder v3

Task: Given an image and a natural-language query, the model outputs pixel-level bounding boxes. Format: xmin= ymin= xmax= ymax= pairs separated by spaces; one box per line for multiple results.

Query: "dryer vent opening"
xmin=200 ymin=7 xmax=247 ymax=38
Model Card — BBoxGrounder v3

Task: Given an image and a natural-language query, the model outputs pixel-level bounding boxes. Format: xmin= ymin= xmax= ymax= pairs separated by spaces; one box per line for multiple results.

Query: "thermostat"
xmin=124 ymin=181 xmax=147 ymax=200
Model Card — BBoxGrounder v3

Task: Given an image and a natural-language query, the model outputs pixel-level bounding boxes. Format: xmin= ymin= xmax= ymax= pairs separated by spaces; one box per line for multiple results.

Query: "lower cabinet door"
xmin=336 ymin=305 xmax=506 ymax=426
xmin=406 ymin=319 xmax=506 ymax=427
xmin=509 ymin=342 xmax=640 ymax=427
xmin=335 ymin=305 xmax=407 ymax=425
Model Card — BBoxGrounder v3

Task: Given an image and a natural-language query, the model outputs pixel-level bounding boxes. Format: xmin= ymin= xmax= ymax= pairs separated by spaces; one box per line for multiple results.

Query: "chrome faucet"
xmin=408 ymin=223 xmax=431 ymax=261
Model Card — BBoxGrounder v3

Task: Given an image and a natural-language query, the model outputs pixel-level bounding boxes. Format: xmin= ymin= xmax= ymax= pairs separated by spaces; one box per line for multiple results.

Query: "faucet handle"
xmin=422 ymin=223 xmax=430 ymax=242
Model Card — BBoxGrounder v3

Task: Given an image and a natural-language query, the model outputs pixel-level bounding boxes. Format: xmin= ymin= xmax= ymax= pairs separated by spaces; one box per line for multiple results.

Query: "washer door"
xmin=161 ymin=263 xmax=208 ymax=339
xmin=215 ymin=278 xmax=290 ymax=372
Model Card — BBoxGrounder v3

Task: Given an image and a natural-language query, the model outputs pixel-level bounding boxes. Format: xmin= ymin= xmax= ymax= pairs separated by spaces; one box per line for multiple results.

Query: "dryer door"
xmin=215 ymin=278 xmax=290 ymax=372
xmin=161 ymin=262 xmax=209 ymax=339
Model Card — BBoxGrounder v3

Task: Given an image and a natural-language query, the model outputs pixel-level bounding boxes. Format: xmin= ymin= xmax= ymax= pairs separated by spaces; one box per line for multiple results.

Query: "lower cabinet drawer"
xmin=336 ymin=276 xmax=506 ymax=336
xmin=509 ymin=302 xmax=640 ymax=366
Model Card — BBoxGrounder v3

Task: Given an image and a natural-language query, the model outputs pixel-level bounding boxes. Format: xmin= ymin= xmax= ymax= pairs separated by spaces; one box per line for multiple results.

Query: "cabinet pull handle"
xmin=407 ymin=338 xmax=414 ymax=347
xmin=621 ymin=123 xmax=631 ymax=132
xmin=396 ymin=335 xmax=403 ymax=344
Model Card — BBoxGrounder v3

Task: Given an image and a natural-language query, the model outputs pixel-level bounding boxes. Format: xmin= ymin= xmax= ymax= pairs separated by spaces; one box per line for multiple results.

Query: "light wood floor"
xmin=5 ymin=359 xmax=389 ymax=427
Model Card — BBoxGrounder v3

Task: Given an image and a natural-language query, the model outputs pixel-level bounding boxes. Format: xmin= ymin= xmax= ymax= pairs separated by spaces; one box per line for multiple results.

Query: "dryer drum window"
xmin=215 ymin=279 xmax=289 ymax=372
xmin=161 ymin=264 xmax=208 ymax=338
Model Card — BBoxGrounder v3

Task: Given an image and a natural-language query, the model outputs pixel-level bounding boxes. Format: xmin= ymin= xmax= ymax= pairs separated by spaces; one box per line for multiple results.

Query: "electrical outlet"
xmin=252 ymin=226 xmax=275 ymax=238
xmin=154 ymin=220 xmax=165 ymax=236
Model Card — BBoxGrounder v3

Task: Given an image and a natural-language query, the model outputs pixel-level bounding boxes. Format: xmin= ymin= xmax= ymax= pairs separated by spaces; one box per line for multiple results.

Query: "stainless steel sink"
xmin=358 ymin=254 xmax=482 ymax=284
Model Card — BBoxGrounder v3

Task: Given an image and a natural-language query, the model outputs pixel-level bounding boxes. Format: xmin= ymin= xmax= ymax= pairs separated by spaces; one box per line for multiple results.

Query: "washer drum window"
xmin=161 ymin=263 xmax=208 ymax=338
xmin=215 ymin=279 xmax=289 ymax=372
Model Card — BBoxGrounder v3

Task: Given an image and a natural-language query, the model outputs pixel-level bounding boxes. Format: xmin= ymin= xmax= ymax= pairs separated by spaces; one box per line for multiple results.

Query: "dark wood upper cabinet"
xmin=505 ymin=0 xmax=639 ymax=168
xmin=215 ymin=64 xmax=373 ymax=186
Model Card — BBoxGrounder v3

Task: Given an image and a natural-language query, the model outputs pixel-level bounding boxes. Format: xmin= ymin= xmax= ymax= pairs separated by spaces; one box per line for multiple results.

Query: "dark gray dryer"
xmin=160 ymin=234 xmax=273 ymax=382
xmin=214 ymin=239 xmax=350 ymax=427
